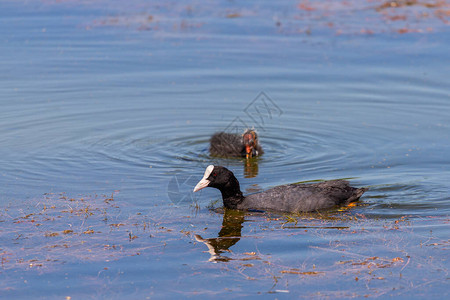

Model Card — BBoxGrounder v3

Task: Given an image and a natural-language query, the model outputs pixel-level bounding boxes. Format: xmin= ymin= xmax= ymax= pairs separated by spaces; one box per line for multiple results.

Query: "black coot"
xmin=194 ymin=165 xmax=367 ymax=213
xmin=210 ymin=129 xmax=263 ymax=158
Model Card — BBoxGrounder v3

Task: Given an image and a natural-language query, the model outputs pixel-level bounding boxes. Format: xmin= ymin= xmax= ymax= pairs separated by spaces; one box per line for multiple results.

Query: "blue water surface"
xmin=0 ymin=0 xmax=449 ymax=299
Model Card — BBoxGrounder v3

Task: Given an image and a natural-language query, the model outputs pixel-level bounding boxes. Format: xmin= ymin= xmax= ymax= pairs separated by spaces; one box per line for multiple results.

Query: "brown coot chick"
xmin=193 ymin=165 xmax=367 ymax=213
xmin=210 ymin=129 xmax=263 ymax=159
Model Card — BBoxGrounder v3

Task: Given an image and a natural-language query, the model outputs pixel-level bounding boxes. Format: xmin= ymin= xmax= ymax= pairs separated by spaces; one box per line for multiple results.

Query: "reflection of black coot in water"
xmin=209 ymin=129 xmax=263 ymax=159
xmin=195 ymin=210 xmax=245 ymax=262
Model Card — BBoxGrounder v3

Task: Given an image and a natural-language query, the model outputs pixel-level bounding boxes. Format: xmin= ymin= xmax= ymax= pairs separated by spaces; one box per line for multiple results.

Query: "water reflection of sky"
xmin=0 ymin=0 xmax=449 ymax=299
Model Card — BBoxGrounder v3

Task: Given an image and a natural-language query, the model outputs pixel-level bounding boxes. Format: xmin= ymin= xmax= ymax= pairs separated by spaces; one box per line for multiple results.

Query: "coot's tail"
xmin=348 ymin=187 xmax=368 ymax=203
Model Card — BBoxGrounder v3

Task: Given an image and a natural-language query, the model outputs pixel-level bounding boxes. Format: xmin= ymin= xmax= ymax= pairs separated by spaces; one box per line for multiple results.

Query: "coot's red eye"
xmin=212 ymin=172 xmax=217 ymax=177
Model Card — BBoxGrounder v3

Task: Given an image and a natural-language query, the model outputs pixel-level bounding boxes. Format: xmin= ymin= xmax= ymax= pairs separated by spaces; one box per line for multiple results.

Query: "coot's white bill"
xmin=193 ymin=165 xmax=214 ymax=192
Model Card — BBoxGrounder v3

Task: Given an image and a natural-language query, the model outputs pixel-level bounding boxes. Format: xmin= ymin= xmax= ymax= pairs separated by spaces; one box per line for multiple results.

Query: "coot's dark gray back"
xmin=238 ymin=180 xmax=366 ymax=213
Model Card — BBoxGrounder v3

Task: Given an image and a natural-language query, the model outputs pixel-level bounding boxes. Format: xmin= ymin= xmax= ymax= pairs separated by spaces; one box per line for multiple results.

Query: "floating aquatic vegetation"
xmin=193 ymin=209 xmax=449 ymax=297
xmin=0 ymin=193 xmax=179 ymax=272
xmin=60 ymin=0 xmax=450 ymax=35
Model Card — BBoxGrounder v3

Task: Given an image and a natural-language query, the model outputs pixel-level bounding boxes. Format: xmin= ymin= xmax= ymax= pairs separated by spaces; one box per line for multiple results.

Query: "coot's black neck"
xmin=218 ymin=174 xmax=245 ymax=209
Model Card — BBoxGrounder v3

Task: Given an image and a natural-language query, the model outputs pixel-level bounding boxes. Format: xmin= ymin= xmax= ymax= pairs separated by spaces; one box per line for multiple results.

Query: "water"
xmin=1 ymin=0 xmax=449 ymax=298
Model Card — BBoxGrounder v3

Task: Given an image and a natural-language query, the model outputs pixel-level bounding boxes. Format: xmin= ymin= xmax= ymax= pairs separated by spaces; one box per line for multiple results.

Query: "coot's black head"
xmin=194 ymin=164 xmax=242 ymax=193
xmin=193 ymin=165 xmax=234 ymax=192
xmin=193 ymin=165 xmax=244 ymax=209
xmin=242 ymin=129 xmax=259 ymax=158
